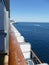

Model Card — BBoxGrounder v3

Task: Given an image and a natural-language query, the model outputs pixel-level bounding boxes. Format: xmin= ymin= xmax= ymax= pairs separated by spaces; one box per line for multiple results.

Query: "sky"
xmin=10 ymin=0 xmax=49 ymax=22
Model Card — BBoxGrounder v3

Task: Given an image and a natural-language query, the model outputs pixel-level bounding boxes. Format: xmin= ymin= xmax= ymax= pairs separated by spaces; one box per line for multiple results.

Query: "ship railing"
xmin=30 ymin=50 xmax=42 ymax=64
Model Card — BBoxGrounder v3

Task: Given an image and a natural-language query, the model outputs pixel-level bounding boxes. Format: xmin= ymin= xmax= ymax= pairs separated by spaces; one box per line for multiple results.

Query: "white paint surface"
xmin=23 ymin=52 xmax=30 ymax=59
xmin=20 ymin=43 xmax=31 ymax=52
xmin=17 ymin=36 xmax=24 ymax=43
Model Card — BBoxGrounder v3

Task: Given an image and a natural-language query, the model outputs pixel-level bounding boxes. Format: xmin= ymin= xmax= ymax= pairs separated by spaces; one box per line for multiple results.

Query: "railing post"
xmin=31 ymin=50 xmax=42 ymax=64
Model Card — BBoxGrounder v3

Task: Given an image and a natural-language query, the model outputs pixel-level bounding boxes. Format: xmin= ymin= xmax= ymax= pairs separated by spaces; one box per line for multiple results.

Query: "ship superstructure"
xmin=0 ymin=0 xmax=49 ymax=65
xmin=0 ymin=0 xmax=10 ymax=54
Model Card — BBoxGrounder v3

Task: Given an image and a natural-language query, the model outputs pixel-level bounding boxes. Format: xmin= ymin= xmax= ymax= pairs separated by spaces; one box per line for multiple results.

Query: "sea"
xmin=13 ymin=22 xmax=49 ymax=63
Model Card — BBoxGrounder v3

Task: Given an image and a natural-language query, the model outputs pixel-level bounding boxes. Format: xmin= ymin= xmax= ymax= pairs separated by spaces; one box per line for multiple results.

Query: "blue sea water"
xmin=13 ymin=22 xmax=49 ymax=63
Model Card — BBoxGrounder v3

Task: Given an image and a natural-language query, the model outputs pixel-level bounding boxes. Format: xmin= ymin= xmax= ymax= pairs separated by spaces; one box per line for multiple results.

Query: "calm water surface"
xmin=13 ymin=22 xmax=49 ymax=63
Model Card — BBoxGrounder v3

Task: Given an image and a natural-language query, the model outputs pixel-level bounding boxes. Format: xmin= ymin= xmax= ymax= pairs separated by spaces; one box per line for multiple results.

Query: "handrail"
xmin=9 ymin=27 xmax=27 ymax=65
xmin=31 ymin=50 xmax=42 ymax=64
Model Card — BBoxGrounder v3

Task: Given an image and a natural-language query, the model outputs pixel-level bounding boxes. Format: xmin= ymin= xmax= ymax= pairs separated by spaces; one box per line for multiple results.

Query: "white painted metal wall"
xmin=0 ymin=2 xmax=9 ymax=54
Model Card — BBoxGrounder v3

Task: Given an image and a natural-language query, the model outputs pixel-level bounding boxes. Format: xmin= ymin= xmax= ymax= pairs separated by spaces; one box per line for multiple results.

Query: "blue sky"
xmin=10 ymin=0 xmax=49 ymax=22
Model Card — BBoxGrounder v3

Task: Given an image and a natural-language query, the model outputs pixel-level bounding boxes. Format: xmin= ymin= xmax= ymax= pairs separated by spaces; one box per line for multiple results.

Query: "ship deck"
xmin=0 ymin=26 xmax=42 ymax=65
xmin=0 ymin=26 xmax=27 ymax=65
xmin=9 ymin=26 xmax=42 ymax=65
xmin=9 ymin=27 xmax=27 ymax=65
